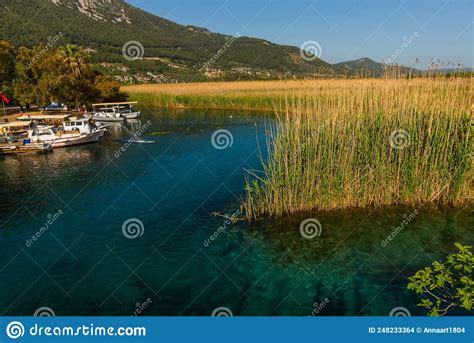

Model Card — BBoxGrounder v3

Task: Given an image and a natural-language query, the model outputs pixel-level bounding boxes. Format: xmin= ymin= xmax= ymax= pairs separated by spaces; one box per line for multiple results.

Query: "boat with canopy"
xmin=91 ymin=102 xmax=140 ymax=121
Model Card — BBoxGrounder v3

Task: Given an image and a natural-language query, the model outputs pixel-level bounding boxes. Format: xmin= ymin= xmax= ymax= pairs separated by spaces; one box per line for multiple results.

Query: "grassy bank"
xmin=123 ymin=79 xmax=381 ymax=111
xmin=128 ymin=92 xmax=280 ymax=112
xmin=243 ymin=77 xmax=472 ymax=219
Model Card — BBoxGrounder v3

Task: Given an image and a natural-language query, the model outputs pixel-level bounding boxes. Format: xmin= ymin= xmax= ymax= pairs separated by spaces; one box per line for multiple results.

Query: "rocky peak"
xmin=51 ymin=0 xmax=132 ymax=24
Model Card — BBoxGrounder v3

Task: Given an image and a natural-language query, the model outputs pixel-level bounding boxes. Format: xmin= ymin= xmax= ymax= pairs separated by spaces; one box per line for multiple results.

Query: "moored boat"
xmin=29 ymin=126 xmax=104 ymax=148
xmin=1 ymin=111 xmax=112 ymax=156
xmin=121 ymin=112 xmax=140 ymax=119
xmin=0 ymin=121 xmax=51 ymax=155
xmin=0 ymin=136 xmax=53 ymax=155
xmin=91 ymin=102 xmax=140 ymax=120
xmin=118 ymin=102 xmax=140 ymax=119
xmin=89 ymin=108 xmax=124 ymax=122
xmin=63 ymin=117 xmax=110 ymax=134
xmin=29 ymin=122 xmax=104 ymax=148
xmin=44 ymin=102 xmax=68 ymax=112
xmin=8 ymin=116 xmax=106 ymax=149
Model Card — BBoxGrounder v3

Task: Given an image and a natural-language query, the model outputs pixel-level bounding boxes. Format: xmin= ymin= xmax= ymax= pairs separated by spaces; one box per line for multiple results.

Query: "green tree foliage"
xmin=0 ymin=40 xmax=16 ymax=86
xmin=0 ymin=40 xmax=16 ymax=98
xmin=408 ymin=243 xmax=474 ymax=316
xmin=6 ymin=40 xmax=126 ymax=107
xmin=94 ymin=74 xmax=127 ymax=102
xmin=57 ymin=44 xmax=87 ymax=78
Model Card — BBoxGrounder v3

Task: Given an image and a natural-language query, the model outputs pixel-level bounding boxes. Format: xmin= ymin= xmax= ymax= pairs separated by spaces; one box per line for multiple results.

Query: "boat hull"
xmin=49 ymin=130 xmax=104 ymax=148
xmin=121 ymin=112 xmax=140 ymax=119
xmin=92 ymin=116 xmax=124 ymax=122
xmin=0 ymin=142 xmax=53 ymax=155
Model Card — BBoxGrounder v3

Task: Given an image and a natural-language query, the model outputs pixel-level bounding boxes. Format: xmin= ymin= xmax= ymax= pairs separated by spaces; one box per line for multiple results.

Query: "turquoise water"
xmin=0 ymin=109 xmax=472 ymax=316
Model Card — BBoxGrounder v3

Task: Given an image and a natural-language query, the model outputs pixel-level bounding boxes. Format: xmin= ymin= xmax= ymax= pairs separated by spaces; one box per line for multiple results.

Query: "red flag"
xmin=0 ymin=93 xmax=9 ymax=105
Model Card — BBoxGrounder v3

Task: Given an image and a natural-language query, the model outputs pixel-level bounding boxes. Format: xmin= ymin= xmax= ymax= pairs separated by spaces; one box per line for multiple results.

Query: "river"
xmin=0 ymin=109 xmax=472 ymax=316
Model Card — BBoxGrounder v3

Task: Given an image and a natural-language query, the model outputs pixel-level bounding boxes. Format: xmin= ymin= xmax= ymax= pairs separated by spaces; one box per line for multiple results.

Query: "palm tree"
xmin=57 ymin=44 xmax=86 ymax=78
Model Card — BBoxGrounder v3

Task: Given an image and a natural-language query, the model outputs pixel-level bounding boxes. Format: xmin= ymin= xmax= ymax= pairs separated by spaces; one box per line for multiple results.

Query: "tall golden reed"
xmin=244 ymin=77 xmax=472 ymax=219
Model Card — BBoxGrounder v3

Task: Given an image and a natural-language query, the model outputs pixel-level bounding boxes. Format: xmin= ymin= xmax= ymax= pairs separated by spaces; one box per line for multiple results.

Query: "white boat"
xmin=0 ymin=121 xmax=49 ymax=155
xmin=121 ymin=111 xmax=140 ymax=119
xmin=118 ymin=103 xmax=140 ymax=119
xmin=92 ymin=102 xmax=140 ymax=120
xmin=90 ymin=108 xmax=124 ymax=122
xmin=63 ymin=117 xmax=109 ymax=134
xmin=28 ymin=117 xmax=105 ymax=148
xmin=0 ymin=135 xmax=52 ymax=155
xmin=44 ymin=102 xmax=68 ymax=111
xmin=28 ymin=126 xmax=104 ymax=148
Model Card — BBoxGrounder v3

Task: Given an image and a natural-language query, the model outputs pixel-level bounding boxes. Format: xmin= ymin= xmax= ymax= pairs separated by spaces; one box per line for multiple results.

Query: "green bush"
xmin=408 ymin=243 xmax=474 ymax=316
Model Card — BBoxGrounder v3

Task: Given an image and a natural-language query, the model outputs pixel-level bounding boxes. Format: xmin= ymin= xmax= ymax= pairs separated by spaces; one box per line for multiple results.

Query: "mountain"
xmin=1 ymin=0 xmax=418 ymax=83
xmin=333 ymin=57 xmax=421 ymax=77
xmin=333 ymin=57 xmax=385 ymax=74
xmin=0 ymin=0 xmax=337 ymax=83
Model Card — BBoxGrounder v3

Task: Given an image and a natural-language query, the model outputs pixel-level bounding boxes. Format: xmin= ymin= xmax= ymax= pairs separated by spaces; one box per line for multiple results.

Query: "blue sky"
xmin=127 ymin=0 xmax=473 ymax=68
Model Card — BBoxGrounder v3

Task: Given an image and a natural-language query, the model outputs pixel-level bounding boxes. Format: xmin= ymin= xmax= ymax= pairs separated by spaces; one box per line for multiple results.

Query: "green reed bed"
xmin=129 ymin=92 xmax=285 ymax=112
xmin=244 ymin=77 xmax=472 ymax=220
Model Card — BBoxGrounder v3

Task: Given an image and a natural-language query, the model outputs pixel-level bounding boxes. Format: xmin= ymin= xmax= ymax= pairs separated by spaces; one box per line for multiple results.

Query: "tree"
xmin=0 ymin=40 xmax=17 ymax=99
xmin=57 ymin=44 xmax=86 ymax=78
xmin=12 ymin=42 xmax=125 ymax=108
xmin=407 ymin=243 xmax=473 ymax=316
xmin=13 ymin=46 xmax=41 ymax=106
xmin=94 ymin=74 xmax=128 ymax=102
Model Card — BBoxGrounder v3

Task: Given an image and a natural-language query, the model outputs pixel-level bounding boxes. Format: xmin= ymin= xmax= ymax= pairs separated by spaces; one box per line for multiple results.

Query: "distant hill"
xmin=0 ymin=0 xmax=415 ymax=83
xmin=333 ymin=58 xmax=385 ymax=74
xmin=333 ymin=57 xmax=421 ymax=77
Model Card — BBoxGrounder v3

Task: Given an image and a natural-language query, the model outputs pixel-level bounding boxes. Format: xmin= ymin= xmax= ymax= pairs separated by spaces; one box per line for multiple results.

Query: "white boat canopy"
xmin=17 ymin=114 xmax=70 ymax=121
xmin=92 ymin=101 xmax=138 ymax=107
xmin=0 ymin=121 xmax=32 ymax=128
